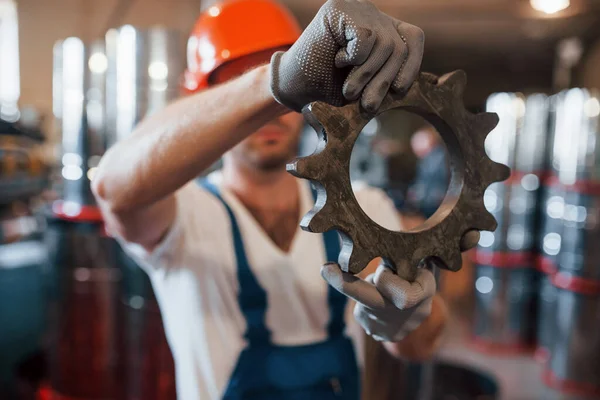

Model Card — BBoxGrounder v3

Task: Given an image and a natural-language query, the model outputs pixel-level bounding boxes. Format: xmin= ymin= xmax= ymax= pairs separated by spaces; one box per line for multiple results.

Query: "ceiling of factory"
xmin=281 ymin=0 xmax=600 ymax=74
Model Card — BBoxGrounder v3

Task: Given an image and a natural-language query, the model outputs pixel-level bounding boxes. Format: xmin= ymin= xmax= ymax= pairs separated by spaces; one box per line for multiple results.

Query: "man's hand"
xmin=322 ymin=262 xmax=436 ymax=342
xmin=270 ymin=0 xmax=424 ymax=113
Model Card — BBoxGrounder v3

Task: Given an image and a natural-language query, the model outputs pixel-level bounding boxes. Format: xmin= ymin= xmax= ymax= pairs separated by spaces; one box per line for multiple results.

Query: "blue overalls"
xmin=198 ymin=180 xmax=360 ymax=400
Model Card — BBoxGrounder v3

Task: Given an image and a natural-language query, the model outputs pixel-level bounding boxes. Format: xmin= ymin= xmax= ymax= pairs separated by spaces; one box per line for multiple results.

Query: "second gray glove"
xmin=322 ymin=263 xmax=436 ymax=342
xmin=270 ymin=0 xmax=424 ymax=113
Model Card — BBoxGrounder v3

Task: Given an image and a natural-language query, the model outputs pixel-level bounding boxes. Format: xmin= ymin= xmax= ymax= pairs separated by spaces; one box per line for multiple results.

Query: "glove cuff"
xmin=269 ymin=50 xmax=303 ymax=113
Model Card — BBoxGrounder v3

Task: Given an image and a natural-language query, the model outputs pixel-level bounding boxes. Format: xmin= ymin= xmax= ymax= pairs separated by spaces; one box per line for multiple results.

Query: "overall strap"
xmin=198 ymin=179 xmax=271 ymax=345
xmin=310 ymin=185 xmax=348 ymax=337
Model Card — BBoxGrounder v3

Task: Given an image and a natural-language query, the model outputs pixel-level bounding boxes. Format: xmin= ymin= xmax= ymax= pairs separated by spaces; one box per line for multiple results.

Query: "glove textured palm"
xmin=270 ymin=0 xmax=425 ymax=113
xmin=322 ymin=263 xmax=436 ymax=342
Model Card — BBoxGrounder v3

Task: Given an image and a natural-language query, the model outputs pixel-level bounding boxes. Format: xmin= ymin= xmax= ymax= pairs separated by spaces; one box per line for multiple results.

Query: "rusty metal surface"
xmin=288 ymin=71 xmax=510 ymax=278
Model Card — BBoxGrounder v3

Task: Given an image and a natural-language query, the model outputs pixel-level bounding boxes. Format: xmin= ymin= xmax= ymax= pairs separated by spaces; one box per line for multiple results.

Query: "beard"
xmin=230 ymin=124 xmax=302 ymax=172
xmin=255 ymin=151 xmax=294 ymax=171
xmin=240 ymin=136 xmax=300 ymax=171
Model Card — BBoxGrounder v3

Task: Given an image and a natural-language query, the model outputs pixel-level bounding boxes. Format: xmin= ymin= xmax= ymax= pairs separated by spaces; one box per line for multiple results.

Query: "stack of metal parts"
xmin=473 ymin=88 xmax=600 ymax=398
xmin=52 ymin=38 xmax=107 ymax=205
xmin=105 ymin=26 xmax=184 ymax=146
xmin=0 ymin=126 xmax=48 ymax=398
xmin=540 ymin=88 xmax=600 ymax=399
xmin=44 ymin=36 xmax=123 ymax=399
xmin=472 ymin=93 xmax=550 ymax=353
xmin=42 ymin=27 xmax=182 ymax=399
xmin=535 ymin=95 xmax=563 ymax=360
xmin=105 ymin=26 xmax=181 ymax=400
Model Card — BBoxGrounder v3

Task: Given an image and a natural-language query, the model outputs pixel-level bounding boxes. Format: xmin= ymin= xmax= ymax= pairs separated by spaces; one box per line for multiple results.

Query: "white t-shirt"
xmin=121 ymin=172 xmax=401 ymax=400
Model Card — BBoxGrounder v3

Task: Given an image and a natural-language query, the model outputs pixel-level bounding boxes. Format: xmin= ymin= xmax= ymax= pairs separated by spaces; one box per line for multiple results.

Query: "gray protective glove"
xmin=270 ymin=0 xmax=425 ymax=113
xmin=322 ymin=263 xmax=436 ymax=342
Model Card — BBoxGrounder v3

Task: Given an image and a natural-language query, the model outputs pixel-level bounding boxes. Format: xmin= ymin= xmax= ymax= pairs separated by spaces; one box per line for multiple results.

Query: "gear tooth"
xmin=337 ymin=231 xmax=354 ymax=272
xmin=496 ymin=163 xmax=511 ymax=182
xmin=300 ymin=203 xmax=335 ymax=233
xmin=444 ymin=251 xmax=464 ymax=272
xmin=286 ymin=156 xmax=311 ymax=179
xmin=477 ymin=112 xmax=500 ymax=136
xmin=346 ymin=251 xmax=371 ymax=275
xmin=303 ymin=101 xmax=343 ymax=134
xmin=419 ymin=72 xmax=440 ymax=85
xmin=286 ymin=158 xmax=300 ymax=177
xmin=459 ymin=229 xmax=481 ymax=252
xmin=477 ymin=209 xmax=498 ymax=231
xmin=392 ymin=258 xmax=418 ymax=282
xmin=287 ymin=153 xmax=327 ymax=181
xmin=466 ymin=202 xmax=498 ymax=232
xmin=438 ymin=70 xmax=467 ymax=94
xmin=485 ymin=161 xmax=511 ymax=184
xmin=302 ymin=103 xmax=326 ymax=138
xmin=337 ymin=234 xmax=371 ymax=274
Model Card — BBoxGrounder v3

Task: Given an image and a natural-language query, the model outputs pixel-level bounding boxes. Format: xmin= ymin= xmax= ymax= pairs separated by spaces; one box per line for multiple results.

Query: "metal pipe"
xmin=105 ymin=26 xmax=184 ymax=146
xmin=550 ymin=89 xmax=600 ymax=279
xmin=53 ymin=38 xmax=107 ymax=206
xmin=545 ymin=284 xmax=600 ymax=397
xmin=44 ymin=219 xmax=121 ymax=399
xmin=473 ymin=265 xmax=538 ymax=349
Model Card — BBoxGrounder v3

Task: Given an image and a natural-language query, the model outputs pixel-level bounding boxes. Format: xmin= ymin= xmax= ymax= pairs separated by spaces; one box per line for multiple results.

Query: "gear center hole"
xmin=349 ymin=110 xmax=452 ymax=232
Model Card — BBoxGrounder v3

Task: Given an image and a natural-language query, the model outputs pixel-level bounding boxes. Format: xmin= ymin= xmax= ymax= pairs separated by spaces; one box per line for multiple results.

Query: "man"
xmin=93 ymin=0 xmax=453 ymax=398
xmin=407 ymin=125 xmax=450 ymax=218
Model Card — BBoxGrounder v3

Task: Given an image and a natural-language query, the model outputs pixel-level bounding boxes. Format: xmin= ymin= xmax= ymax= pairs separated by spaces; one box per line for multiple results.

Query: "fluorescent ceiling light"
xmin=530 ymin=0 xmax=570 ymax=14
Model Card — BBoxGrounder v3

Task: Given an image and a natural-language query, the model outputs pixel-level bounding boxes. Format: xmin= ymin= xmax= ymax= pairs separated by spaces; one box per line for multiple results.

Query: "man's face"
xmin=210 ymin=49 xmax=304 ymax=172
xmin=411 ymin=126 xmax=440 ymax=159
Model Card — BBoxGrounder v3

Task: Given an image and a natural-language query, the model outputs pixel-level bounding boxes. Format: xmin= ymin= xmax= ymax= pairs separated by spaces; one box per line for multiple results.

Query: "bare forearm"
xmin=93 ymin=64 xmax=285 ymax=213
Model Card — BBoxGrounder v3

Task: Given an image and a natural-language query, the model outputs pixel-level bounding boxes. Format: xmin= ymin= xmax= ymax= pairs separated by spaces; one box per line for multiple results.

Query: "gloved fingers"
xmin=359 ymin=41 xmax=407 ymax=112
xmin=396 ymin=298 xmax=434 ymax=338
xmin=342 ymin=35 xmax=395 ymax=103
xmin=321 ymin=263 xmax=387 ymax=310
xmin=373 ymin=265 xmax=436 ymax=309
xmin=361 ymin=298 xmax=433 ymax=341
xmin=354 ymin=304 xmax=391 ymax=340
xmin=335 ymin=27 xmax=376 ymax=68
xmin=390 ymin=22 xmax=425 ymax=93
xmin=354 ymin=303 xmax=414 ymax=342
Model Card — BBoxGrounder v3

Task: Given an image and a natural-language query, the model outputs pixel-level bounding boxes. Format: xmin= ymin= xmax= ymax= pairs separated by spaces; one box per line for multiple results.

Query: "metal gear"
xmin=287 ymin=70 xmax=510 ymax=281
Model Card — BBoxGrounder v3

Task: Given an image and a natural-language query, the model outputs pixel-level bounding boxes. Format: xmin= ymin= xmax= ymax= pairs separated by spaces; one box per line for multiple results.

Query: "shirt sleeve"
xmin=116 ymin=181 xmax=221 ymax=272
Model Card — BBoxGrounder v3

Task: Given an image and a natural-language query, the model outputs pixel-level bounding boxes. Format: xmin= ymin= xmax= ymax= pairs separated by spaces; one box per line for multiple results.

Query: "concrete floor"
xmin=437 ymin=313 xmax=597 ymax=400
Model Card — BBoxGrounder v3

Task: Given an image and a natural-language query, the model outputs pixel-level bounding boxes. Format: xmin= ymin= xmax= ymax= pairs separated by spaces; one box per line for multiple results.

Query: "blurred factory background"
xmin=2 ymin=0 xmax=600 ymax=399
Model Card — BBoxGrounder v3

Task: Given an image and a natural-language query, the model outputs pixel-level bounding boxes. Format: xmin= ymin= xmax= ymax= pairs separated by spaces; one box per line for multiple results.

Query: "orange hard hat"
xmin=183 ymin=0 xmax=302 ymax=93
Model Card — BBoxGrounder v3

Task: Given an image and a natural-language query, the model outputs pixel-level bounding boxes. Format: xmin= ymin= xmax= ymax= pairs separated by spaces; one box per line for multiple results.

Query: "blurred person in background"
xmin=371 ymin=134 xmax=418 ymax=211
xmin=92 ymin=0 xmax=455 ymax=398
xmin=406 ymin=124 xmax=450 ymax=219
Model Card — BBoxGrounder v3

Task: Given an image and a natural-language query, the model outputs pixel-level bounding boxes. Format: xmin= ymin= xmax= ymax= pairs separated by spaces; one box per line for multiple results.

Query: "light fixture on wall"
xmin=0 ymin=0 xmax=20 ymax=121
xmin=530 ymin=0 xmax=570 ymax=14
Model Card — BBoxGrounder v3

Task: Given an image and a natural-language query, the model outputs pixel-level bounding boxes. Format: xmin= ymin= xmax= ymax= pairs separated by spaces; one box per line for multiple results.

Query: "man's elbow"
xmin=91 ymin=171 xmax=107 ymax=207
xmin=384 ymin=295 xmax=448 ymax=361
xmin=91 ymin=153 xmax=133 ymax=215
xmin=91 ymin=160 xmax=135 ymax=241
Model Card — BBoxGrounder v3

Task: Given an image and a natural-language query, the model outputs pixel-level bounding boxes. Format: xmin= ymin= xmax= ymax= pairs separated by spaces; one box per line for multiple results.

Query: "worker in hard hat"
xmin=93 ymin=0 xmax=454 ymax=398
